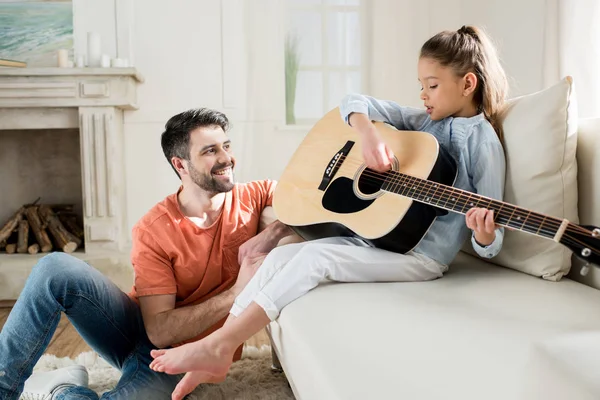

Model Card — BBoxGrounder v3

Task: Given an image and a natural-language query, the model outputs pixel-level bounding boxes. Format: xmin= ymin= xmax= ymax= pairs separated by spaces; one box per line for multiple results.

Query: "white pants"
xmin=230 ymin=236 xmax=448 ymax=320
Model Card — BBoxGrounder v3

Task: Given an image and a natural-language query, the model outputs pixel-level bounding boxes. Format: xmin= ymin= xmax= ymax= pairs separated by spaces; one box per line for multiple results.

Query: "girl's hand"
xmin=466 ymin=207 xmax=497 ymax=246
xmin=348 ymin=113 xmax=394 ymax=172
xmin=361 ymin=132 xmax=395 ymax=172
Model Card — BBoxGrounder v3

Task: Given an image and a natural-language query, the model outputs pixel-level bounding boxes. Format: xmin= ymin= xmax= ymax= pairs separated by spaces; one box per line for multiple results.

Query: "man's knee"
xmin=28 ymin=252 xmax=92 ymax=287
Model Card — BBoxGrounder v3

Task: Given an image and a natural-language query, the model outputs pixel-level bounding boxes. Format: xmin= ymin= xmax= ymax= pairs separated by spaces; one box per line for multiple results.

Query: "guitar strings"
xmin=334 ymin=155 xmax=559 ymax=227
xmin=337 ymin=159 xmax=599 ymax=256
xmin=337 ymin=163 xmax=565 ymax=240
xmin=353 ymin=163 xmax=596 ymax=246
xmin=342 ymin=160 xmax=592 ymax=238
xmin=313 ymin=152 xmax=599 ymax=258
xmin=332 ymin=155 xmax=593 ymax=238
xmin=333 ymin=154 xmax=572 ymax=226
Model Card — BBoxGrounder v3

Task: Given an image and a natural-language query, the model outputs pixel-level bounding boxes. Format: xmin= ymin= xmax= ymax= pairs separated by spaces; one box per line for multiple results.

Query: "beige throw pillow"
xmin=463 ymin=77 xmax=579 ymax=281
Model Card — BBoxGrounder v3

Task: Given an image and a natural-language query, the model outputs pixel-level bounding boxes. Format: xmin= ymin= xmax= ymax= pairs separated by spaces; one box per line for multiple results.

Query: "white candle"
xmin=75 ymin=55 xmax=85 ymax=68
xmin=87 ymin=32 xmax=101 ymax=67
xmin=101 ymin=54 xmax=110 ymax=68
xmin=111 ymin=58 xmax=127 ymax=68
xmin=57 ymin=49 xmax=68 ymax=67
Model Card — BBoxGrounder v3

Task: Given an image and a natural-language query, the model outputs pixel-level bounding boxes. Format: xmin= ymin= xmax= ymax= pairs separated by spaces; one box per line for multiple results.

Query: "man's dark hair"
xmin=161 ymin=108 xmax=230 ymax=178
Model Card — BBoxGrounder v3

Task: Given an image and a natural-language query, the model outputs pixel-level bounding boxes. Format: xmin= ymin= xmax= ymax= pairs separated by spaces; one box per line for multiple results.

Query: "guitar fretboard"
xmin=381 ymin=171 xmax=563 ymax=239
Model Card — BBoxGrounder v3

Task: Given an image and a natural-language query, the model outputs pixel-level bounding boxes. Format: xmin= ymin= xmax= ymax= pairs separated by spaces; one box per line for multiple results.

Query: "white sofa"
xmin=266 ymin=113 xmax=600 ymax=398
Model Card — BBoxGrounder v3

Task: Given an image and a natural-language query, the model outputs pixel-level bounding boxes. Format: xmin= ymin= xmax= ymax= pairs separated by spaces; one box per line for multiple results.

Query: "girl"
xmin=150 ymin=25 xmax=508 ymax=399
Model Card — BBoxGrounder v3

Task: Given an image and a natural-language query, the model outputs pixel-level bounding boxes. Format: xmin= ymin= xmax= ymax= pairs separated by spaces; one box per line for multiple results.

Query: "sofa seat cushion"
xmin=268 ymin=252 xmax=600 ymax=400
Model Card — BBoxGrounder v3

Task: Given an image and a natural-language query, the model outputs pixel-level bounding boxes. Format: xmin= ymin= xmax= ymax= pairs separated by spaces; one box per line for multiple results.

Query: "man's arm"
xmin=139 ymin=290 xmax=235 ymax=348
xmin=140 ymin=254 xmax=265 ymax=348
xmin=139 ymin=289 xmax=235 ymax=349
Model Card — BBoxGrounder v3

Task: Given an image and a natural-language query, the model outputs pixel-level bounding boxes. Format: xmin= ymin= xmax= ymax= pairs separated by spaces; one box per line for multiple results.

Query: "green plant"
xmin=285 ymin=33 xmax=300 ymax=125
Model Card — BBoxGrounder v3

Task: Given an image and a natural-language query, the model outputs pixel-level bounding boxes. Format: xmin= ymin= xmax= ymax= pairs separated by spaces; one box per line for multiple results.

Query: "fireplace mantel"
xmin=0 ymin=67 xmax=144 ymax=110
xmin=0 ymin=68 xmax=143 ymax=300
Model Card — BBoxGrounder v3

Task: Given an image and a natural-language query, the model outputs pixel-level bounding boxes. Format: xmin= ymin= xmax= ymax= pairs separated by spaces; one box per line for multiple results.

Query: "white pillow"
xmin=464 ymin=77 xmax=579 ymax=281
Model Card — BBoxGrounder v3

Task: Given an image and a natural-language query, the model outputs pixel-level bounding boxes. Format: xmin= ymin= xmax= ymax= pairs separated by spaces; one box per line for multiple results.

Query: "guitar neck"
xmin=382 ymin=171 xmax=563 ymax=240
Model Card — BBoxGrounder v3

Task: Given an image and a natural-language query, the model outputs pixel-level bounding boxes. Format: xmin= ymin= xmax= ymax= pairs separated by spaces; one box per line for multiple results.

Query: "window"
xmin=285 ymin=0 xmax=362 ymax=125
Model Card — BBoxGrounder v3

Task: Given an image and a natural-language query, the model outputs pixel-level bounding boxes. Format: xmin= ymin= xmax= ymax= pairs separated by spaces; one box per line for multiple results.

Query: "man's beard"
xmin=188 ymin=162 xmax=235 ymax=194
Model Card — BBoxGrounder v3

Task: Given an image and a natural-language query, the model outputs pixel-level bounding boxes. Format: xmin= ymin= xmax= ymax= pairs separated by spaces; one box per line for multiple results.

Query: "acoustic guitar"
xmin=272 ymin=108 xmax=600 ymax=272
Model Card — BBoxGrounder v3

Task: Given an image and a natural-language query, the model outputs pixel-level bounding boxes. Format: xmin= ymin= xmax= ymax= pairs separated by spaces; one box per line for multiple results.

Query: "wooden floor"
xmin=0 ymin=307 xmax=269 ymax=359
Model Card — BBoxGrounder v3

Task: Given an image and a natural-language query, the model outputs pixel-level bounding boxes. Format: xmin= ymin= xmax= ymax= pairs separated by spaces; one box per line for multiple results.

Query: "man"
xmin=0 ymin=108 xmax=293 ymax=400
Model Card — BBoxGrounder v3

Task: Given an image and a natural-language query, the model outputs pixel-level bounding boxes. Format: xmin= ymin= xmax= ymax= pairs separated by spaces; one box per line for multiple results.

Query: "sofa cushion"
xmin=268 ymin=252 xmax=600 ymax=400
xmin=464 ymin=77 xmax=578 ymax=281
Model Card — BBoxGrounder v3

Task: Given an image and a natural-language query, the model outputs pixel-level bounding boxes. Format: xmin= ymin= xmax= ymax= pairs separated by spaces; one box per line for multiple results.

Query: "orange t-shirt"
xmin=128 ymin=180 xmax=276 ymax=348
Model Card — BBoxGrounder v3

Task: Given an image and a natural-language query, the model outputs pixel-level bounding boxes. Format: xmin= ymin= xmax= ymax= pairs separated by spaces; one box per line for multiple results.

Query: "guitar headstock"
xmin=560 ymin=224 xmax=600 ymax=275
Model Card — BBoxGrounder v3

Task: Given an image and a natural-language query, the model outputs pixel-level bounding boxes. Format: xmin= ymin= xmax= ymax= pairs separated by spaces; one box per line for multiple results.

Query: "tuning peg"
xmin=580 ymin=263 xmax=590 ymax=276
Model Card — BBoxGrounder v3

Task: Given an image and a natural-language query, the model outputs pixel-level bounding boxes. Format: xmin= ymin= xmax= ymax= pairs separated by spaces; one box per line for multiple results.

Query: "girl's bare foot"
xmin=149 ymin=339 xmax=234 ymax=375
xmin=171 ymin=370 xmax=226 ymax=400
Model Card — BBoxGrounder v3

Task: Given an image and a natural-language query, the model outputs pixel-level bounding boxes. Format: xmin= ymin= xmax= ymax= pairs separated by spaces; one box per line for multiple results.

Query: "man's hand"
xmin=237 ymin=232 xmax=277 ymax=266
xmin=237 ymin=220 xmax=293 ymax=265
xmin=231 ymin=253 xmax=266 ymax=296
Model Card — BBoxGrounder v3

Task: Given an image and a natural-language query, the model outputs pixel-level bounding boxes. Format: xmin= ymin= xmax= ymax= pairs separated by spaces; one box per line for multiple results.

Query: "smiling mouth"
xmin=212 ymin=167 xmax=232 ymax=176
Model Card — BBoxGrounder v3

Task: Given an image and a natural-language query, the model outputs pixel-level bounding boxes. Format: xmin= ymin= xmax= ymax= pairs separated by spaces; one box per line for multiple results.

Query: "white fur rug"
xmin=34 ymin=345 xmax=295 ymax=400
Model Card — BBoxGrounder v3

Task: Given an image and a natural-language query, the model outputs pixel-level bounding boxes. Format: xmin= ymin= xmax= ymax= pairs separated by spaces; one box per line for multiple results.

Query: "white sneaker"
xmin=20 ymin=365 xmax=89 ymax=400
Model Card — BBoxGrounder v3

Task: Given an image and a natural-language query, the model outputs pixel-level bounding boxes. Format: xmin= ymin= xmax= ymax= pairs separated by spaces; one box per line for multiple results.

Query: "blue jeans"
xmin=0 ymin=253 xmax=182 ymax=400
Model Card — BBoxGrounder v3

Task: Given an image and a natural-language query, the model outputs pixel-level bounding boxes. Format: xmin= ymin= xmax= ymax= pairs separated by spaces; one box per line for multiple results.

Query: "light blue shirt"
xmin=340 ymin=94 xmax=506 ymax=266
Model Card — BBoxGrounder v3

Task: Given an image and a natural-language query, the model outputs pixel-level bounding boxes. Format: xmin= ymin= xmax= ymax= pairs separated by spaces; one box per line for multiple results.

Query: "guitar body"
xmin=273 ymin=108 xmax=457 ymax=254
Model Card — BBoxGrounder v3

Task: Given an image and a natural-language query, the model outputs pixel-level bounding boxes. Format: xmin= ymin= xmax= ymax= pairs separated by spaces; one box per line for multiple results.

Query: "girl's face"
xmin=417 ymin=57 xmax=478 ymax=120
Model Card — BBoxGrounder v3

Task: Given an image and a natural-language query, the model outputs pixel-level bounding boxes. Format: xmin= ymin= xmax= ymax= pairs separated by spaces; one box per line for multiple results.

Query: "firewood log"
xmin=38 ymin=205 xmax=78 ymax=253
xmin=5 ymin=243 xmax=16 ymax=254
xmin=58 ymin=214 xmax=84 ymax=240
xmin=17 ymin=220 xmax=29 ymax=253
xmin=28 ymin=243 xmax=40 ymax=254
xmin=0 ymin=207 xmax=24 ymax=244
xmin=24 ymin=206 xmax=52 ymax=252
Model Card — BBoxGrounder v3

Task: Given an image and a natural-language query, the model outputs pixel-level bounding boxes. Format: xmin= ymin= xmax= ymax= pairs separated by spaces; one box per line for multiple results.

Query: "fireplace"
xmin=0 ymin=128 xmax=84 ymax=254
xmin=0 ymin=68 xmax=143 ymax=300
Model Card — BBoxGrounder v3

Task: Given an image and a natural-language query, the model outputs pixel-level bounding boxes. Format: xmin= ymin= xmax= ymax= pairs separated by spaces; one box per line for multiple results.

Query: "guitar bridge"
xmin=318 ymin=140 xmax=354 ymax=191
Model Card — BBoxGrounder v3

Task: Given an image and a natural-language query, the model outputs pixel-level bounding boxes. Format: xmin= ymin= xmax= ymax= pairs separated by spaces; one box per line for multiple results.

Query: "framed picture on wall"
xmin=0 ymin=0 xmax=73 ymax=67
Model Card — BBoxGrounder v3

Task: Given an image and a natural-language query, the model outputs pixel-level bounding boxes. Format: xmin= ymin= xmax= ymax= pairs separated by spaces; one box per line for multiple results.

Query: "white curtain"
xmin=544 ymin=0 xmax=599 ymax=118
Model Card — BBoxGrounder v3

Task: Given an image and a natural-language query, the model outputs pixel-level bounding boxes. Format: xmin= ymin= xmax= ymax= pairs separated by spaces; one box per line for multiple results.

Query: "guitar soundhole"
xmin=357 ymin=168 xmax=385 ymax=195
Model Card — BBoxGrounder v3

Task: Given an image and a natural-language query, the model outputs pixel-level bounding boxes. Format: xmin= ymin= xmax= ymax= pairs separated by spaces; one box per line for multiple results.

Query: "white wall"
xmin=74 ymin=0 xmax=239 ymax=234
xmin=366 ymin=0 xmax=548 ymax=107
xmin=123 ymin=0 xmax=227 ymax=232
xmin=73 ymin=0 xmax=553 ymax=240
